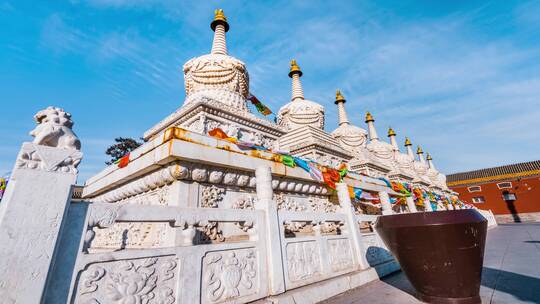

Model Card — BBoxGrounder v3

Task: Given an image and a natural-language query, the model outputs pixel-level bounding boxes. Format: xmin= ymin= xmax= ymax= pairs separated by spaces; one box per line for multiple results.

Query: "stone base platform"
xmin=256 ymin=260 xmax=401 ymax=304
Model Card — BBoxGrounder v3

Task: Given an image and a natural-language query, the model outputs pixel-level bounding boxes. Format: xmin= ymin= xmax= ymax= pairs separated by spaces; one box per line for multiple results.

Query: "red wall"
xmin=450 ymin=175 xmax=540 ymax=215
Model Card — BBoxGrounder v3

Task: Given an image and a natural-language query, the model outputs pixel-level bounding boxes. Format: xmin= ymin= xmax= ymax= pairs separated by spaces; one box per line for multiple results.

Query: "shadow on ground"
xmin=381 ymin=267 xmax=540 ymax=303
xmin=481 ymin=267 xmax=540 ymax=303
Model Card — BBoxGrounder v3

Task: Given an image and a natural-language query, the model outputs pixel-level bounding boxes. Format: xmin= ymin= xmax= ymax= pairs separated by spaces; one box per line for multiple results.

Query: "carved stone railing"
xmin=67 ymin=203 xmax=268 ymax=304
xmin=277 ymin=210 xmax=354 ymax=290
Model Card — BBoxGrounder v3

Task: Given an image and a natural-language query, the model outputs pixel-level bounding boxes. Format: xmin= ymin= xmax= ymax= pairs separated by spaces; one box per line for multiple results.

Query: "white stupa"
xmin=387 ymin=128 xmax=417 ymax=180
xmin=277 ymin=60 xmax=325 ymax=131
xmin=364 ymin=112 xmax=395 ymax=169
xmin=331 ymin=90 xmax=368 ymax=153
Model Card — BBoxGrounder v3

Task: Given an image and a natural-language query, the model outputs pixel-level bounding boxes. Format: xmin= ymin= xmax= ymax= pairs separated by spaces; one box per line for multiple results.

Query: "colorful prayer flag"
xmin=281 ymin=154 xmax=295 ymax=168
xmin=308 ymin=162 xmax=323 ymax=182
xmin=322 ymin=167 xmax=341 ymax=190
xmin=208 ymin=128 xmax=229 ymax=140
xmin=248 ymin=95 xmax=273 ymax=116
xmin=293 ymin=157 xmax=310 ymax=172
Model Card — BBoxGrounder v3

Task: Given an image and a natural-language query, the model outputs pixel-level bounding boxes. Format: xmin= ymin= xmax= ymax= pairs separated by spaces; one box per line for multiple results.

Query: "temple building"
xmin=448 ymin=160 xmax=540 ymax=223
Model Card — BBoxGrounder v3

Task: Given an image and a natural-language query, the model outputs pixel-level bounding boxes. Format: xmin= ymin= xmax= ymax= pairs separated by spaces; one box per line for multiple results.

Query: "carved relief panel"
xmin=73 ymin=256 xmax=178 ymax=304
xmin=202 ymin=248 xmax=259 ymax=304
xmin=91 ymin=185 xmax=172 ymax=251
xmin=328 ymin=238 xmax=354 ymax=272
xmin=275 ymin=193 xmax=337 ymax=213
xmin=285 ymin=241 xmax=322 ymax=283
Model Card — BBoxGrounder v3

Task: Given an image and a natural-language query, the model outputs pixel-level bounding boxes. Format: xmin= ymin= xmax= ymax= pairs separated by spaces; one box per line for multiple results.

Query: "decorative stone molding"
xmin=275 ymin=193 xmax=306 ymax=212
xmin=202 ymin=249 xmax=258 ymax=303
xmin=83 ymin=205 xmax=119 ymax=252
xmin=184 ymin=116 xmax=276 ymax=150
xmin=318 ymin=221 xmax=343 ymax=234
xmin=198 ymin=185 xmax=226 ymax=242
xmin=15 ymin=142 xmax=83 ymax=174
xmin=283 ymin=221 xmax=311 ymax=236
xmin=88 ymin=162 xmax=329 ymax=204
xmin=145 ymin=98 xmax=285 ymax=141
xmin=200 ymin=185 xmax=226 ymax=208
xmin=74 ymin=256 xmax=178 ymax=304
xmin=309 ymin=197 xmax=338 ymax=213
xmin=232 ymin=196 xmax=255 ymax=232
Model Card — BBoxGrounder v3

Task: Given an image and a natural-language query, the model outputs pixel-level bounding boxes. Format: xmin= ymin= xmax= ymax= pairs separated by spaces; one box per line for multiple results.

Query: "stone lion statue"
xmin=29 ymin=106 xmax=81 ymax=150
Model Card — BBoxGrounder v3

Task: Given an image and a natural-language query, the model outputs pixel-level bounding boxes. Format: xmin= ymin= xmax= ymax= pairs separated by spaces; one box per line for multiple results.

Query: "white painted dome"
xmin=332 ymin=124 xmax=368 ymax=152
xmin=366 ymin=140 xmax=395 ymax=168
xmin=278 ymin=99 xmax=325 ymax=130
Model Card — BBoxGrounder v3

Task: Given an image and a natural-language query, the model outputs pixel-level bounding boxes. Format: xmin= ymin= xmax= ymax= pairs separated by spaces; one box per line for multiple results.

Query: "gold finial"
xmin=289 ymin=59 xmax=303 ymax=77
xmin=417 ymin=146 xmax=423 ymax=154
xmin=387 ymin=127 xmax=396 ymax=137
xmin=211 ymin=9 xmax=229 ymax=32
xmin=404 ymin=137 xmax=412 ymax=146
xmin=335 ymin=90 xmax=346 ymax=104
xmin=426 ymin=153 xmax=432 ymax=160
xmin=365 ymin=111 xmax=374 ymax=123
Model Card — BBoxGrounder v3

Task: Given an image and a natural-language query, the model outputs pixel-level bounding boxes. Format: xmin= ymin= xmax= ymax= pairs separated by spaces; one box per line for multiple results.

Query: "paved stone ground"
xmin=323 ymin=223 xmax=540 ymax=304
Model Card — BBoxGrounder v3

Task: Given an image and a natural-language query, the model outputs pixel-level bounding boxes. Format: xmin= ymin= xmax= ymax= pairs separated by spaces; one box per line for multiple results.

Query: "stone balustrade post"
xmin=255 ymin=165 xmax=285 ymax=295
xmin=336 ymin=183 xmax=370 ymax=269
xmin=378 ymin=191 xmax=393 ymax=215
xmin=405 ymin=196 xmax=417 ymax=212
xmin=0 ymin=142 xmax=82 ymax=303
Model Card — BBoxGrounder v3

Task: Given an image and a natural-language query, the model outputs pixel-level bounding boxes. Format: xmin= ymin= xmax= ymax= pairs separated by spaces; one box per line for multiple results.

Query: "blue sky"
xmin=1 ymin=0 xmax=540 ymax=182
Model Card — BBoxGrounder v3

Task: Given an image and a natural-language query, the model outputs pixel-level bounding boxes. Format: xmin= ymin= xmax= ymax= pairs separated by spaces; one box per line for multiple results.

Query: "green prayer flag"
xmin=281 ymin=155 xmax=295 ymax=168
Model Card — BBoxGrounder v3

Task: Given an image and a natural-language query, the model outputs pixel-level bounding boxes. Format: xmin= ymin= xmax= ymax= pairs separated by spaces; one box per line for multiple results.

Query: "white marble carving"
xmin=286 ymin=241 xmax=322 ymax=282
xmin=15 ymin=142 xmax=82 ymax=174
xmin=74 ymin=256 xmax=178 ymax=304
xmin=328 ymin=239 xmax=354 ymax=271
xmin=203 ymin=249 xmax=258 ymax=303
xmin=201 ymin=185 xmax=226 ymax=208
xmin=275 ymin=193 xmax=306 ymax=212
xmin=30 ymin=106 xmax=81 ymax=151
xmin=309 ymin=197 xmax=338 ymax=213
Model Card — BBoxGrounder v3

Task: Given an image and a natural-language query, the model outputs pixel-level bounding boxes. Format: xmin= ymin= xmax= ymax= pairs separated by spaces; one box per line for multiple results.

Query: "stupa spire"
xmin=335 ymin=90 xmax=350 ymax=126
xmin=289 ymin=60 xmax=304 ymax=101
xmin=427 ymin=153 xmax=436 ymax=170
xmin=417 ymin=146 xmax=426 ymax=163
xmin=387 ymin=127 xmax=399 ymax=151
xmin=210 ymin=9 xmax=229 ymax=55
xmin=365 ymin=111 xmax=379 ymax=141
xmin=404 ymin=137 xmax=414 ymax=158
